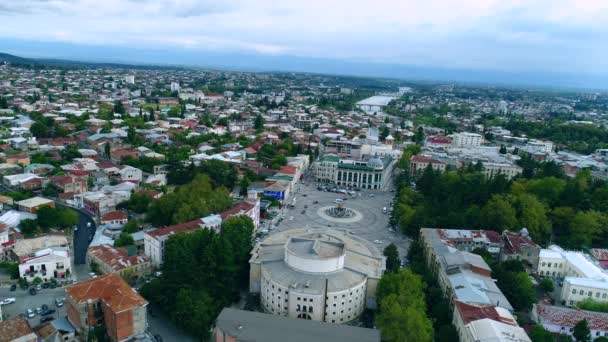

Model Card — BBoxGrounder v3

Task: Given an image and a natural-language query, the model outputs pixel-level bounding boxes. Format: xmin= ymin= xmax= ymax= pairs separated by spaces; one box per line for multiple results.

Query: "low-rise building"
xmin=313 ymin=154 xmax=396 ymax=190
xmin=453 ymin=301 xmax=530 ymax=342
xmin=100 ymin=211 xmax=128 ymax=228
xmin=452 ymin=132 xmax=483 ymax=147
xmin=16 ymin=196 xmax=54 ymax=214
xmin=409 ymin=154 xmax=447 ymax=175
xmin=532 ymin=304 xmax=608 ymax=339
xmin=87 ymin=244 xmax=150 ymax=280
xmin=0 ymin=316 xmax=37 ymax=342
xmin=13 ymin=234 xmax=71 ymax=282
xmin=66 ymin=273 xmax=148 ymax=342
xmin=482 ymin=162 xmax=522 ymax=180
xmin=214 ymin=308 xmax=380 ymax=342
xmin=500 ymin=229 xmax=540 ymax=268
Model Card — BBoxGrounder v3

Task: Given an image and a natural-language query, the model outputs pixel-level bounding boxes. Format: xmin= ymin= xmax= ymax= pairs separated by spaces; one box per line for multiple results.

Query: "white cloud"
xmin=1 ymin=0 xmax=607 ymax=73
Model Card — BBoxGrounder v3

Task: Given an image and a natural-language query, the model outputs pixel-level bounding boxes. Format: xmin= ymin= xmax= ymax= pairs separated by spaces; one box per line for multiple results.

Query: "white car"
xmin=26 ymin=308 xmax=35 ymax=318
xmin=87 ymin=222 xmax=92 ymax=228
xmin=0 ymin=297 xmax=15 ymax=305
xmin=374 ymin=240 xmax=383 ymax=244
xmin=289 ymin=216 xmax=294 ymax=221
xmin=88 ymin=272 xmax=97 ymax=278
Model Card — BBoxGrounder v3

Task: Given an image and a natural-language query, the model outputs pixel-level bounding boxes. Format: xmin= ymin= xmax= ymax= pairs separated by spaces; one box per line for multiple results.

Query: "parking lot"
xmin=266 ymin=181 xmax=410 ymax=260
xmin=0 ymin=286 xmax=67 ymax=324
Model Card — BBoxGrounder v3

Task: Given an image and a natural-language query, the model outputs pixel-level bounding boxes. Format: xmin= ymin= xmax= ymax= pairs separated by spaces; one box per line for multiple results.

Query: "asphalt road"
xmin=73 ymin=211 xmax=96 ymax=265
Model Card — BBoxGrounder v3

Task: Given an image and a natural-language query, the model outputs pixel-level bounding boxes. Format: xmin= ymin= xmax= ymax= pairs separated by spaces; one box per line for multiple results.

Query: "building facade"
xmin=313 ymin=154 xmax=395 ymax=190
xmin=452 ymin=132 xmax=482 ymax=147
xmin=249 ymin=228 xmax=385 ymax=324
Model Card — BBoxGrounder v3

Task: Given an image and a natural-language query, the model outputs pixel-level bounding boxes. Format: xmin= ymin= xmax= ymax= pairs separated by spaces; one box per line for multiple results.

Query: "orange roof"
xmin=66 ymin=273 xmax=147 ymax=313
xmin=0 ymin=317 xmax=35 ymax=342
xmin=88 ymin=245 xmax=149 ymax=272
xmin=101 ymin=211 xmax=128 ymax=222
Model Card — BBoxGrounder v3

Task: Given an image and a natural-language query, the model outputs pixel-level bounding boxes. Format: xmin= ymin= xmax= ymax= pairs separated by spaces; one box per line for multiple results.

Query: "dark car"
xmin=41 ymin=309 xmax=56 ymax=316
xmin=20 ymin=283 xmax=28 ymax=290
xmin=10 ymin=284 xmax=16 ymax=291
xmin=29 ymin=288 xmax=37 ymax=295
xmin=42 ymin=282 xmax=50 ymax=289
xmin=40 ymin=316 xmax=54 ymax=324
xmin=41 ymin=304 xmax=49 ymax=311
xmin=154 ymin=334 xmax=163 ymax=342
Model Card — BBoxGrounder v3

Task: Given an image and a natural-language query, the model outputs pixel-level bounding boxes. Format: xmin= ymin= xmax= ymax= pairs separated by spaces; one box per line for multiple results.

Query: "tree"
xmin=479 ymin=194 xmax=518 ymax=232
xmin=383 ymin=243 xmax=401 ymax=273
xmin=113 ymin=100 xmax=125 ymax=114
xmin=576 ymin=298 xmax=608 ymax=313
xmin=540 ymin=277 xmax=554 ymax=293
xmin=515 ymin=194 xmax=552 ymax=243
xmin=239 ymin=177 xmax=251 ymax=197
xmin=573 ymin=319 xmax=591 ymax=342
xmin=114 ymin=232 xmax=134 ymax=247
xmin=568 ymin=211 xmax=604 ymax=248
xmin=499 ymin=145 xmax=507 ymax=154
xmin=123 ymin=220 xmax=139 ymax=234
xmin=30 ymin=122 xmax=49 ymax=138
xmin=414 ymin=126 xmax=425 ymax=144
xmin=528 ymin=325 xmax=555 ymax=342
xmin=254 ymin=114 xmax=264 ymax=130
xmin=104 ymin=142 xmax=111 ymax=159
xmin=436 ymin=325 xmax=458 ymax=342
xmin=376 ymin=296 xmax=433 ymax=342
xmin=18 ymin=219 xmax=38 ymax=237
xmin=493 ymin=262 xmax=536 ymax=311
xmin=36 ymin=206 xmax=60 ymax=231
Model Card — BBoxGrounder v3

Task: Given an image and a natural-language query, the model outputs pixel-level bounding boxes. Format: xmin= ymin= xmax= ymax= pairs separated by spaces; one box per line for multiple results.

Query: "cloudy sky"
xmin=1 ymin=0 xmax=607 ymax=82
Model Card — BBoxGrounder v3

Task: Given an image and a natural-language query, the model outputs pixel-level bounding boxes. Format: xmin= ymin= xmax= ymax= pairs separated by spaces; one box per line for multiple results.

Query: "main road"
xmin=73 ymin=211 xmax=96 ymax=265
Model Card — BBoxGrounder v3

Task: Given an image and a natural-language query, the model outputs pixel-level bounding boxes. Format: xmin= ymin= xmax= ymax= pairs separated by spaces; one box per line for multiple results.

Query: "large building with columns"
xmin=249 ymin=228 xmax=385 ymax=324
xmin=313 ymin=154 xmax=396 ymax=190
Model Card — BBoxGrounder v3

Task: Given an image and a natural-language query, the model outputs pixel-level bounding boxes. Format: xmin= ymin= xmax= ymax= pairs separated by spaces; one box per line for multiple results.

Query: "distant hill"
xmin=0 ymin=52 xmax=184 ymax=71
xmin=0 ymin=53 xmax=38 ymax=64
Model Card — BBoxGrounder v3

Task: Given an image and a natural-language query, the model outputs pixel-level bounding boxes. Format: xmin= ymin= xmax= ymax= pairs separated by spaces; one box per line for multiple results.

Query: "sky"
xmin=1 ymin=0 xmax=608 ymax=87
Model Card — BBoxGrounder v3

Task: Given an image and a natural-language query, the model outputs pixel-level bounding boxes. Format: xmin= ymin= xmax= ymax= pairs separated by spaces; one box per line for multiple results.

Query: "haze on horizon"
xmin=1 ymin=0 xmax=607 ymax=87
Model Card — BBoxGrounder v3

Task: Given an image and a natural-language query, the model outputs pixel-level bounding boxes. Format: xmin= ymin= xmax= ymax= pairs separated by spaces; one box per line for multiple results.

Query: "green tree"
xmin=568 ymin=211 xmax=605 ymax=248
xmin=383 ymin=243 xmax=400 ymax=273
xmin=18 ymin=219 xmax=38 ymax=237
xmin=376 ymin=296 xmax=433 ymax=342
xmin=113 ymin=100 xmax=125 ymax=114
xmin=30 ymin=122 xmax=49 ymax=138
xmin=528 ymin=325 xmax=555 ymax=342
xmin=479 ymin=194 xmax=518 ymax=232
xmin=104 ymin=142 xmax=111 ymax=159
xmin=540 ymin=277 xmax=554 ymax=293
xmin=114 ymin=232 xmax=134 ymax=247
xmin=515 ymin=194 xmax=552 ymax=243
xmin=254 ymin=114 xmax=264 ymax=130
xmin=573 ymin=319 xmax=591 ymax=342
xmin=239 ymin=177 xmax=251 ymax=197
xmin=123 ymin=220 xmax=139 ymax=234
xmin=576 ymin=298 xmax=608 ymax=313
xmin=36 ymin=206 xmax=60 ymax=231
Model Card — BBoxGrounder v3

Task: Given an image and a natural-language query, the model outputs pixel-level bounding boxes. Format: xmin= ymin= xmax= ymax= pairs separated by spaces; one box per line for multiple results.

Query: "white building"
xmin=452 ymin=133 xmax=483 ymax=147
xmin=355 ymin=95 xmax=396 ymax=114
xmin=453 ymin=301 xmax=530 ymax=342
xmin=125 ymin=75 xmax=135 ymax=84
xmin=13 ymin=235 xmax=71 ymax=282
xmin=526 ymin=139 xmax=553 ymax=154
xmin=532 ymin=304 xmax=608 ymax=339
xmin=313 ymin=154 xmax=396 ymax=190
xmin=249 ymin=228 xmax=385 ymax=324
xmin=170 ymin=82 xmax=180 ymax=92
xmin=538 ymin=245 xmax=608 ymax=307
xmin=482 ymin=162 xmax=523 ymax=180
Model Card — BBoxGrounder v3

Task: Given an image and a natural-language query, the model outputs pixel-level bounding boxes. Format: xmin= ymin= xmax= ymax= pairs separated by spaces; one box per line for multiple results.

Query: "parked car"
xmin=0 ymin=297 xmax=16 ymax=305
xmin=41 ymin=309 xmax=56 ymax=316
xmin=41 ymin=304 xmax=49 ymax=311
xmin=26 ymin=309 xmax=35 ymax=318
xmin=42 ymin=282 xmax=50 ymax=289
xmin=9 ymin=284 xmax=16 ymax=291
xmin=40 ymin=316 xmax=54 ymax=324
xmin=89 ymin=272 xmax=97 ymax=279
xmin=29 ymin=288 xmax=37 ymax=295
xmin=35 ymin=307 xmax=42 ymax=314
xmin=55 ymin=298 xmax=64 ymax=307
xmin=35 ymin=284 xmax=42 ymax=291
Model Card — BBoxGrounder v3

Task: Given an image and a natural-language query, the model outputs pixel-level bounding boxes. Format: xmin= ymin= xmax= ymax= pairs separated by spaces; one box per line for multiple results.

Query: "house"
xmin=100 ymin=211 xmax=128 ymax=228
xmin=500 ymin=229 xmax=540 ymax=268
xmin=532 ymin=304 xmax=608 ymax=339
xmin=118 ymin=165 xmax=143 ymax=183
xmin=0 ymin=316 xmax=37 ymax=342
xmin=3 ymin=173 xmax=43 ymax=188
xmin=16 ymin=197 xmax=54 ymax=214
xmin=410 ymin=154 xmax=447 ymax=175
xmin=49 ymin=175 xmax=88 ymax=194
xmin=66 ymin=273 xmax=148 ymax=342
xmin=220 ymin=192 xmax=261 ymax=229
xmin=214 ymin=308 xmax=380 ymax=342
xmin=5 ymin=153 xmax=30 ymax=166
xmin=12 ymin=234 xmax=71 ymax=282
xmin=86 ymin=244 xmax=150 ymax=280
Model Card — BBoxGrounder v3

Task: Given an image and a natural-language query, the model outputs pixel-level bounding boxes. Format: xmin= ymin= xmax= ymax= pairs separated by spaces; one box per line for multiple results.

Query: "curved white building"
xmin=249 ymin=228 xmax=385 ymax=324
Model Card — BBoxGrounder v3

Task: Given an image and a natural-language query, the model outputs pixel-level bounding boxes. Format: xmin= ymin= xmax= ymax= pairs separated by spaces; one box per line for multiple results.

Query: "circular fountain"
xmin=324 ymin=203 xmax=355 ymax=218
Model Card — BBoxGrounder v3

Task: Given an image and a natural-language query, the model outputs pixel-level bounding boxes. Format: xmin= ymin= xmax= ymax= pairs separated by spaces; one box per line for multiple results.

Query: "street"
xmin=73 ymin=211 xmax=96 ymax=265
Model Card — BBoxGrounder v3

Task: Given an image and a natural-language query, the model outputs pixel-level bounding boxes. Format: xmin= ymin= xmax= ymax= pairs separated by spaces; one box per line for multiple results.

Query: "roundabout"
xmin=316 ymin=205 xmax=363 ymax=223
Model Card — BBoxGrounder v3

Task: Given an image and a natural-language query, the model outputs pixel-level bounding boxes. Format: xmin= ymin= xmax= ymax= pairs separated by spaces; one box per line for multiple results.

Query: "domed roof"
xmin=367 ymin=156 xmax=384 ymax=169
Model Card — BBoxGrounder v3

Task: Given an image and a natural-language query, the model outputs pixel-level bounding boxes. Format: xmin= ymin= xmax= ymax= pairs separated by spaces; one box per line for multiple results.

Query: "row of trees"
xmin=139 ymin=216 xmax=254 ymax=340
xmin=167 ymin=159 xmax=238 ymax=190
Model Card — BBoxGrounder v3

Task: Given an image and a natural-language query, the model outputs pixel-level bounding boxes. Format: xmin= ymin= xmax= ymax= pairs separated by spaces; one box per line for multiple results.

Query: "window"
xmin=297 ymin=297 xmax=301 ymax=301
xmin=309 ymin=307 xmax=313 ymax=313
xmin=589 ymin=292 xmax=593 ymax=297
xmin=572 ymin=289 xmax=577 ymax=294
xmin=597 ymin=293 xmax=601 ymax=298
xmin=603 ymin=294 xmax=607 ymax=299
xmin=310 ymin=299 xmax=313 ymax=303
xmin=580 ymin=290 xmax=584 ymax=295
xmin=542 ymin=262 xmax=546 ymax=266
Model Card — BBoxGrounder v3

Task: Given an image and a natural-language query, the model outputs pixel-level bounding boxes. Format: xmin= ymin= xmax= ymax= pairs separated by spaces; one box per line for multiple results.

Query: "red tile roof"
xmin=455 ymin=301 xmax=516 ymax=325
xmin=101 ymin=211 xmax=128 ymax=222
xmin=220 ymin=202 xmax=255 ymax=220
xmin=426 ymin=135 xmax=452 ymax=144
xmin=411 ymin=154 xmax=444 ymax=164
xmin=146 ymin=219 xmax=201 ymax=238
xmin=503 ymin=231 xmax=537 ymax=254
xmin=0 ymin=317 xmax=35 ymax=341
xmin=88 ymin=245 xmax=149 ymax=272
xmin=535 ymin=304 xmax=608 ymax=331
xmin=591 ymin=249 xmax=608 ymax=262
xmin=66 ymin=273 xmax=147 ymax=313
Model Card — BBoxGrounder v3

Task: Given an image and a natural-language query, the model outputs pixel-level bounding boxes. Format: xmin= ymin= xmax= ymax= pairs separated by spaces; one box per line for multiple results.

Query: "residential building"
xmin=214 ymin=308 xmax=380 ymax=342
xmin=482 ymin=162 xmax=523 ymax=180
xmin=0 ymin=317 xmax=37 ymax=342
xmin=13 ymin=234 xmax=71 ymax=282
xmin=453 ymin=301 xmax=530 ymax=342
xmin=532 ymin=304 xmax=608 ymax=339
xmin=87 ymin=244 xmax=150 ymax=280
xmin=100 ymin=211 xmax=128 ymax=228
xmin=49 ymin=175 xmax=87 ymax=194
xmin=16 ymin=196 xmax=54 ymax=214
xmin=355 ymin=95 xmax=396 ymax=114
xmin=66 ymin=273 xmax=148 ymax=342
xmin=452 ymin=132 xmax=483 ymax=147
xmin=249 ymin=228 xmax=385 ymax=324
xmin=500 ymin=229 xmax=540 ymax=268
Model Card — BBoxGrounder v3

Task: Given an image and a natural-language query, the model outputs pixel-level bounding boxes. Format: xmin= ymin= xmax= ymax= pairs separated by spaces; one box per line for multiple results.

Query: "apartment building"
xmin=453 ymin=301 xmax=530 ymax=342
xmin=12 ymin=234 xmax=71 ymax=282
xmin=452 ymin=132 xmax=483 ymax=147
